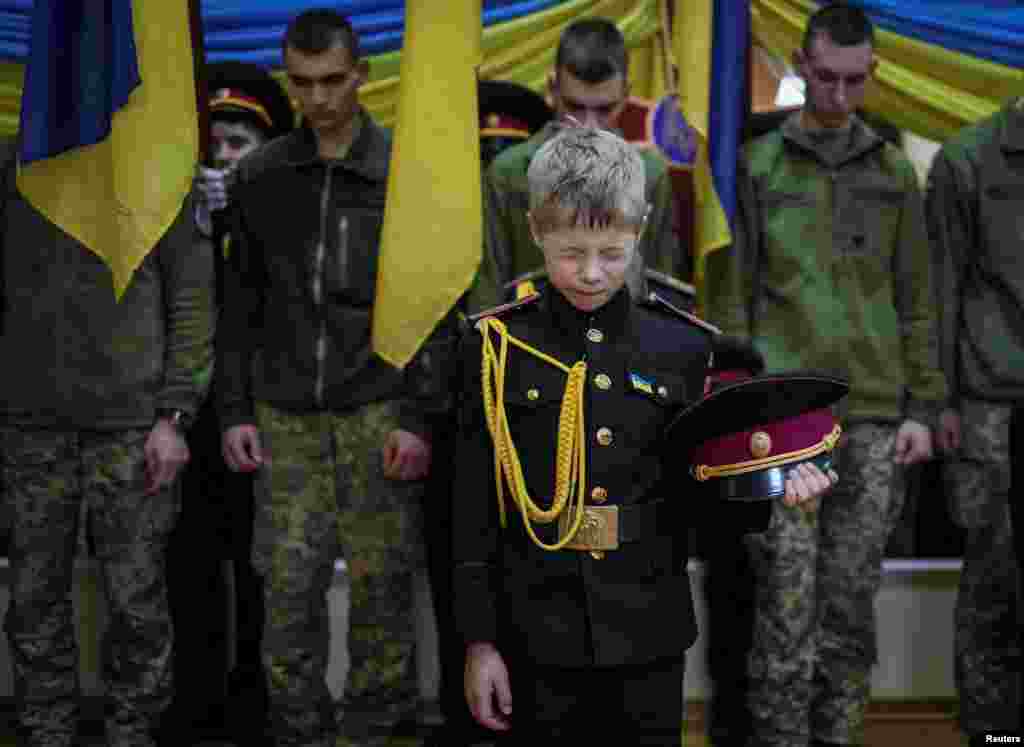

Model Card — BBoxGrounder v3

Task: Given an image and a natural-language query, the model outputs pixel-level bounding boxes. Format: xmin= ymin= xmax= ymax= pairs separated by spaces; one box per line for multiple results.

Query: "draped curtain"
xmin=0 ymin=0 xmax=1021 ymax=141
xmin=0 ymin=0 xmax=667 ymax=134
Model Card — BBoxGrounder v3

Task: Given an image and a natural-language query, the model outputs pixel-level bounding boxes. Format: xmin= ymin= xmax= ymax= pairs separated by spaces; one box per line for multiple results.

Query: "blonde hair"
xmin=527 ymin=126 xmax=646 ymax=234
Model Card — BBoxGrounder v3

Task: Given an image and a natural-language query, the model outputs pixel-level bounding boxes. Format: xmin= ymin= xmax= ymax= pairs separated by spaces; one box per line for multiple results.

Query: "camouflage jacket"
xmin=217 ymin=110 xmax=453 ymax=440
xmin=925 ymin=99 xmax=1024 ymax=404
xmin=468 ymin=122 xmax=683 ymax=312
xmin=0 ymin=140 xmax=216 ymax=429
xmin=704 ymin=114 xmax=946 ymax=425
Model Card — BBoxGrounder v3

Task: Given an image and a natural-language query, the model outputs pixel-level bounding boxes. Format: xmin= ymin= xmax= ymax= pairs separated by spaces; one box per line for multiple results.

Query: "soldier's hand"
xmin=465 ymin=641 xmax=512 ymax=732
xmin=936 ymin=409 xmax=962 ymax=454
xmin=223 ymin=424 xmax=265 ymax=473
xmin=783 ymin=462 xmax=837 ymax=511
xmin=894 ymin=419 xmax=932 ymax=465
xmin=195 ymin=165 xmax=231 ymax=213
xmin=145 ymin=420 xmax=190 ymax=495
xmin=382 ymin=429 xmax=431 ymax=481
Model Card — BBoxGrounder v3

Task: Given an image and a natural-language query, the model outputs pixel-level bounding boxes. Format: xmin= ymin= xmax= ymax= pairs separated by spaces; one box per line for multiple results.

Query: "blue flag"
xmin=18 ymin=0 xmax=140 ymax=164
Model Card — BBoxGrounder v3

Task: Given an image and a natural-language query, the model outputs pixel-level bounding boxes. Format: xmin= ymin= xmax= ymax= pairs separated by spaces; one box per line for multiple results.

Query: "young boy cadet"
xmin=451 ymin=126 xmax=835 ymax=744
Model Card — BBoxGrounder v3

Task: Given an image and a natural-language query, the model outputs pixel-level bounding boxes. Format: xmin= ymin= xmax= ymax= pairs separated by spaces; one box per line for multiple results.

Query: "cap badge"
xmin=750 ymin=431 xmax=773 ymax=459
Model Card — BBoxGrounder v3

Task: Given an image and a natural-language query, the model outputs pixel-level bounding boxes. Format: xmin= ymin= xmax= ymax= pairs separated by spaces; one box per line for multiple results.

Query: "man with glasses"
xmin=705 ymin=4 xmax=946 ymax=745
xmin=217 ymin=9 xmax=451 ymax=746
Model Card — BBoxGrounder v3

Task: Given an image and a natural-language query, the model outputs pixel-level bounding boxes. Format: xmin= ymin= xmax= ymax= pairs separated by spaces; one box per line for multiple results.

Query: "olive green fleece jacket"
xmin=0 ymin=137 xmax=216 ymax=430
xmin=467 ymin=122 xmax=684 ymax=312
xmin=705 ymin=114 xmax=946 ymax=424
xmin=925 ymin=99 xmax=1024 ymax=405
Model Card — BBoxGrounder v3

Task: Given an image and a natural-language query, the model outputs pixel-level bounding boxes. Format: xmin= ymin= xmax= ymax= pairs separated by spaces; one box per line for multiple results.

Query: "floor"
xmin=0 ymin=701 xmax=969 ymax=746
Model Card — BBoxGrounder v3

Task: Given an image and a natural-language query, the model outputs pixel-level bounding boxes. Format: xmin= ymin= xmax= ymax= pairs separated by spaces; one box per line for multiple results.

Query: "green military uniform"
xmin=925 ymin=98 xmax=1024 ymax=741
xmin=470 ymin=122 xmax=683 ymax=312
xmin=0 ymin=140 xmax=216 ymax=747
xmin=452 ymin=287 xmax=713 ymax=744
xmin=704 ymin=114 xmax=946 ymax=747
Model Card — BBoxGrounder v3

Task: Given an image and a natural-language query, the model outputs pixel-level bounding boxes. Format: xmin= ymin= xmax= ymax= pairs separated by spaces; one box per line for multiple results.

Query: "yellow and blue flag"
xmin=674 ymin=0 xmax=749 ymax=313
xmin=372 ymin=0 xmax=482 ymax=369
xmin=16 ymin=0 xmax=199 ymax=298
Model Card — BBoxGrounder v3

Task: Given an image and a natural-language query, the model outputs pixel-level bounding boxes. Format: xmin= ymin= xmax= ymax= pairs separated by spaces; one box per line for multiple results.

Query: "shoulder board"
xmin=502 ymin=268 xmax=546 ymax=294
xmin=644 ymin=268 xmax=696 ymax=299
xmin=467 ymin=292 xmax=542 ymax=325
xmin=642 ymin=291 xmax=721 ymax=335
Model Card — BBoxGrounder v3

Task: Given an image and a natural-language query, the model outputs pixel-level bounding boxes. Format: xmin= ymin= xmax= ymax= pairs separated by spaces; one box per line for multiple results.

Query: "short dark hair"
xmin=555 ymin=18 xmax=628 ymax=84
xmin=283 ymin=9 xmax=360 ymax=63
xmin=802 ymin=2 xmax=875 ymax=55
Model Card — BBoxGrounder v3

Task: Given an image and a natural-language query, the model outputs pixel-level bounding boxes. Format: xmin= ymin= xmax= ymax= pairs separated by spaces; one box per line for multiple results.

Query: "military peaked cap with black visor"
xmin=666 ymin=371 xmax=849 ymax=532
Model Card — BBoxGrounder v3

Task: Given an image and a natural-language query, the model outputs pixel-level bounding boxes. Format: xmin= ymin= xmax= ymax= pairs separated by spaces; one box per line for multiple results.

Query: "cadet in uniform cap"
xmin=164 ymin=59 xmax=294 ymax=746
xmin=452 ymin=125 xmax=835 ymax=744
xmin=194 ymin=61 xmax=295 ymax=238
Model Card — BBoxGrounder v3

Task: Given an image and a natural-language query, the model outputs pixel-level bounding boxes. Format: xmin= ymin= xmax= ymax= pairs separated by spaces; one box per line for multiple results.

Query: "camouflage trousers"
xmin=0 ymin=426 xmax=178 ymax=747
xmin=744 ymin=422 xmax=903 ymax=747
xmin=944 ymin=400 xmax=1021 ymax=735
xmin=253 ymin=401 xmax=426 ymax=747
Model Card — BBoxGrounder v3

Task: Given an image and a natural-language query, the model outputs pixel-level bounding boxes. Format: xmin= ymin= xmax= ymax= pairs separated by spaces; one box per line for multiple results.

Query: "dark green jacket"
xmin=470 ymin=122 xmax=683 ymax=312
xmin=705 ymin=114 xmax=946 ymax=424
xmin=925 ymin=99 xmax=1024 ymax=404
xmin=0 ymin=140 xmax=216 ymax=429
xmin=217 ymin=110 xmax=452 ymax=439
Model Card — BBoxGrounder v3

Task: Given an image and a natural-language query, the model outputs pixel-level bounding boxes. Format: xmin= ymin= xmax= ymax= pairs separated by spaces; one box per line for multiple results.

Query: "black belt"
xmin=618 ymin=499 xmax=670 ymax=542
xmin=709 ymin=452 xmax=834 ymax=503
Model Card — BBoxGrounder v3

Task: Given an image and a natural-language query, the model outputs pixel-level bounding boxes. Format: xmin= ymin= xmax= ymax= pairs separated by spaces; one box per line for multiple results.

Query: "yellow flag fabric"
xmin=371 ymin=0 xmax=483 ymax=369
xmin=15 ymin=1 xmax=198 ymax=299
xmin=673 ymin=0 xmax=731 ymax=312
xmin=358 ymin=0 xmax=664 ymax=128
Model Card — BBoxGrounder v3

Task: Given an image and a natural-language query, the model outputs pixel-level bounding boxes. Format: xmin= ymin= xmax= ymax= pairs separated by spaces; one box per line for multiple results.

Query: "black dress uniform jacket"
xmin=452 ymin=287 xmax=713 ymax=669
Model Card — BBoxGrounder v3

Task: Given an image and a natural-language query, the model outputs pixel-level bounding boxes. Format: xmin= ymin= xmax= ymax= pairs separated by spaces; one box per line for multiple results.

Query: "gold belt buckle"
xmin=558 ymin=505 xmax=619 ymax=551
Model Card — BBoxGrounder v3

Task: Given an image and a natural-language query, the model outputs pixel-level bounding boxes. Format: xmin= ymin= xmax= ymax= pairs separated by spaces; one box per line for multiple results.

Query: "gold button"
xmin=591 ymin=486 xmax=608 ymax=504
xmin=750 ymin=431 xmax=773 ymax=459
xmin=596 ymin=427 xmax=613 ymax=446
xmin=527 ymin=388 xmax=540 ymax=401
xmin=590 ymin=550 xmax=605 ymax=560
xmin=657 ymin=385 xmax=668 ymax=398
xmin=594 ymin=373 xmax=612 ymax=390
xmin=586 ymin=328 xmax=604 ymax=343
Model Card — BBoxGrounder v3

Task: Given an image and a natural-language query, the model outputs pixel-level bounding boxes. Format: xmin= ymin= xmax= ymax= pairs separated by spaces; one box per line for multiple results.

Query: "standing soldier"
xmin=0 ymin=146 xmax=216 ymax=744
xmin=704 ymin=4 xmax=946 ymax=745
xmin=216 ymin=9 xmax=452 ymax=746
xmin=925 ymin=95 xmax=1024 ymax=746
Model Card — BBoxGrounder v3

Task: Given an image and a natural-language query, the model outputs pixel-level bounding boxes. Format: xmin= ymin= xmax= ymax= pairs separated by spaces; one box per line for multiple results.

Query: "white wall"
xmin=0 ymin=557 xmax=958 ymax=703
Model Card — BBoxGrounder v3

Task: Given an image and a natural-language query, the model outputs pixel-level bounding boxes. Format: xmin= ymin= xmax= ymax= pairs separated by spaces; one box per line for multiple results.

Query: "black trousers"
xmin=492 ymin=653 xmax=685 ymax=745
xmin=423 ymin=416 xmax=494 ymax=745
xmin=164 ymin=403 xmax=265 ymax=744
